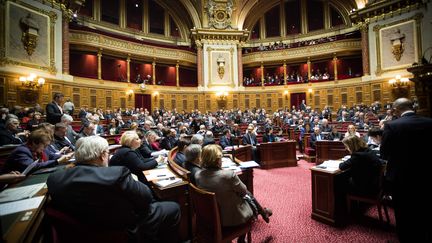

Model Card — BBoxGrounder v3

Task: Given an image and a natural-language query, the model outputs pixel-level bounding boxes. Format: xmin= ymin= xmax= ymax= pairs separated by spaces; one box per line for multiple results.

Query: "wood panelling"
xmin=0 ymin=73 xmax=415 ymax=112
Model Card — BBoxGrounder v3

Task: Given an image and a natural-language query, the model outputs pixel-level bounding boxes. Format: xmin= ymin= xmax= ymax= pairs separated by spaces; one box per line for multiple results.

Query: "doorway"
xmin=135 ymin=94 xmax=152 ymax=111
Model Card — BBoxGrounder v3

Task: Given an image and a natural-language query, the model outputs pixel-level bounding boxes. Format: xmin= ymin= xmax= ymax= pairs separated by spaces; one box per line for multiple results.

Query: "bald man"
xmin=381 ymin=98 xmax=432 ymax=242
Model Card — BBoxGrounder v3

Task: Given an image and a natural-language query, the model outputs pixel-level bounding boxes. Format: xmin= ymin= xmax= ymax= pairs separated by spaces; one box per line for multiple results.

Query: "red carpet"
xmin=251 ymin=160 xmax=398 ymax=242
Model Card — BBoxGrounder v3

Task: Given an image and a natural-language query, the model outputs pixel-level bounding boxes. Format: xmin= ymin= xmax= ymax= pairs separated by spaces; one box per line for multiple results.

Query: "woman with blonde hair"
xmin=109 ymin=131 xmax=157 ymax=183
xmin=195 ymin=144 xmax=272 ymax=230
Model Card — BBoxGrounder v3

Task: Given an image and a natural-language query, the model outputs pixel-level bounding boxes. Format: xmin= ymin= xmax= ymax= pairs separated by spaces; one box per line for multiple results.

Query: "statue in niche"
xmin=217 ymin=55 xmax=225 ymax=79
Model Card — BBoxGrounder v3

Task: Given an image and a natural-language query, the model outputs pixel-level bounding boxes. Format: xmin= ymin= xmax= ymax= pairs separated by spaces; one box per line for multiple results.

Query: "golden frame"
xmin=0 ymin=0 xmax=57 ymax=73
xmin=374 ymin=14 xmax=422 ymax=76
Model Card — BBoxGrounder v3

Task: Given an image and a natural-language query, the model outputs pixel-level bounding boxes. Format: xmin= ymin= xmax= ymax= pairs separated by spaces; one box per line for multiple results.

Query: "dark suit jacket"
xmin=173 ymin=151 xmax=186 ymax=167
xmin=0 ymin=129 xmax=22 ymax=146
xmin=2 ymin=145 xmax=58 ymax=173
xmin=219 ymin=135 xmax=233 ymax=149
xmin=53 ymin=135 xmax=75 ymax=151
xmin=109 ymin=146 xmax=157 ymax=183
xmin=309 ymin=133 xmax=324 ymax=149
xmin=159 ymin=137 xmax=173 ymax=150
xmin=138 ymin=142 xmax=154 ymax=158
xmin=339 ymin=148 xmax=382 ymax=195
xmin=47 ymin=165 xmax=153 ymax=228
xmin=242 ymin=133 xmax=257 ymax=146
xmin=183 ymin=161 xmax=201 ymax=184
xmin=46 ymin=102 xmax=63 ymax=125
xmin=381 ymin=113 xmax=432 ymax=185
xmin=262 ymin=134 xmax=276 ymax=143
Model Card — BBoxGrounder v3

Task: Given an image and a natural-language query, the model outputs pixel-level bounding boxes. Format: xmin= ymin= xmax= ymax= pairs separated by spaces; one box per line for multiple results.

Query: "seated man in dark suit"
xmin=309 ymin=126 xmax=324 ymax=149
xmin=182 ymin=144 xmax=202 ymax=184
xmin=219 ymin=129 xmax=234 ymax=149
xmin=0 ymin=117 xmax=28 ymax=146
xmin=202 ymin=131 xmax=216 ymax=147
xmin=47 ymin=136 xmax=180 ymax=242
xmin=53 ymin=123 xmax=75 ymax=151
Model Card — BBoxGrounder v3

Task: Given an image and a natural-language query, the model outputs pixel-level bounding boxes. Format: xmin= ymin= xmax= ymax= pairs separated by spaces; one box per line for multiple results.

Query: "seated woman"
xmin=173 ymin=138 xmax=190 ymax=166
xmin=339 ymin=135 xmax=383 ymax=196
xmin=195 ymin=144 xmax=272 ymax=228
xmin=262 ymin=127 xmax=276 ymax=143
xmin=345 ymin=124 xmax=361 ymax=138
xmin=1 ymin=129 xmax=72 ymax=174
xmin=182 ymin=144 xmax=202 ymax=184
xmin=109 ymin=131 xmax=157 ymax=183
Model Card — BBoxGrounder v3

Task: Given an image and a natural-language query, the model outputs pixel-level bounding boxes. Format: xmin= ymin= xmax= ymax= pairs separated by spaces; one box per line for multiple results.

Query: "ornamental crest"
xmin=206 ymin=0 xmax=233 ymax=29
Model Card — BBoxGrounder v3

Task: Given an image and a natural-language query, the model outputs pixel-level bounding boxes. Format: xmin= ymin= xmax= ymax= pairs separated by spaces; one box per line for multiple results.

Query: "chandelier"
xmin=44 ymin=0 xmax=85 ymax=20
xmin=19 ymin=74 xmax=45 ymax=89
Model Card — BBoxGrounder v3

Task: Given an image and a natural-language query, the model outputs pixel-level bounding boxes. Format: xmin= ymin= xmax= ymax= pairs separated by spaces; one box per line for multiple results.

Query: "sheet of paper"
xmin=221 ymin=157 xmax=236 ymax=168
xmin=143 ymin=168 xmax=175 ymax=181
xmin=154 ymin=177 xmax=182 ymax=188
xmin=151 ymin=149 xmax=169 ymax=157
xmin=0 ymin=183 xmax=46 ymax=203
xmin=321 ymin=160 xmax=343 ymax=169
xmin=22 ymin=160 xmax=39 ymax=176
xmin=239 ymin=161 xmax=260 ymax=169
xmin=0 ymin=196 xmax=44 ymax=216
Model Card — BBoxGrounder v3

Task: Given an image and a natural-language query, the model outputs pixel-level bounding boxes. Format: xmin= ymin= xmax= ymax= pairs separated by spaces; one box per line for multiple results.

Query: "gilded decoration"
xmin=206 ymin=0 xmax=233 ymax=30
xmin=374 ymin=14 xmax=422 ymax=75
xmin=242 ymin=40 xmax=361 ymax=64
xmin=1 ymin=1 xmax=57 ymax=73
xmin=69 ymin=31 xmax=196 ymax=64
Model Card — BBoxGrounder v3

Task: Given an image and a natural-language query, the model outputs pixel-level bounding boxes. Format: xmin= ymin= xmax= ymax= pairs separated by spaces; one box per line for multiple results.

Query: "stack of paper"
xmin=319 ymin=160 xmax=343 ymax=172
xmin=0 ymin=183 xmax=46 ymax=203
xmin=143 ymin=168 xmax=176 ymax=181
xmin=239 ymin=161 xmax=260 ymax=169
xmin=154 ymin=177 xmax=183 ymax=188
xmin=0 ymin=196 xmax=44 ymax=216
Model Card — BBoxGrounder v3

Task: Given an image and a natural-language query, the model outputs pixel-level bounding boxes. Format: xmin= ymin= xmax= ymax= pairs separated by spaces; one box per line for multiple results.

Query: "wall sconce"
xmin=19 ymin=74 xmax=45 ymax=89
xmin=388 ymin=75 xmax=410 ymax=88
xmin=308 ymin=88 xmax=313 ymax=98
xmin=126 ymin=89 xmax=134 ymax=98
xmin=389 ymin=75 xmax=410 ymax=98
xmin=216 ymin=91 xmax=228 ymax=100
xmin=153 ymin=91 xmax=159 ymax=101
xmin=283 ymin=90 xmax=289 ymax=100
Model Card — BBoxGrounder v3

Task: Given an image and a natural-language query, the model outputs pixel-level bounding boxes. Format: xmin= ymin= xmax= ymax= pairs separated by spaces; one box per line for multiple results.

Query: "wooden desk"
xmin=231 ymin=145 xmax=252 ymax=162
xmin=310 ymin=166 xmax=348 ymax=226
xmin=257 ymin=141 xmax=297 ymax=169
xmin=315 ymin=141 xmax=349 ymax=165
xmin=1 ymin=173 xmax=50 ymax=243
xmin=149 ymin=180 xmax=191 ymax=241
xmin=144 ymin=167 xmax=191 ymax=241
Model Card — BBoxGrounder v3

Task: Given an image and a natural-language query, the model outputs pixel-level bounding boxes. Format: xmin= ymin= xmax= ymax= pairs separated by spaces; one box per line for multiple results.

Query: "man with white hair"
xmin=47 ymin=136 xmax=180 ymax=242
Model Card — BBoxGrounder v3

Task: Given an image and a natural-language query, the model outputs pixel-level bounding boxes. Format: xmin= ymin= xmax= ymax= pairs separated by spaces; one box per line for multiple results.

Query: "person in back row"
xmin=195 ymin=145 xmax=272 ymax=233
xmin=47 ymin=136 xmax=180 ymax=242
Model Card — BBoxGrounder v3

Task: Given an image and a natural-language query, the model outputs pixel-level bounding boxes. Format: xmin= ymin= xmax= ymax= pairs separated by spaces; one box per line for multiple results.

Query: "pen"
xmin=157 ymin=174 xmax=166 ymax=177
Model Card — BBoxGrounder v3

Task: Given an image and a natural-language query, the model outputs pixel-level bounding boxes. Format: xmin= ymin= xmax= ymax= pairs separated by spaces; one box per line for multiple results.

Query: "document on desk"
xmin=0 ymin=196 xmax=44 ymax=216
xmin=239 ymin=161 xmax=260 ymax=169
xmin=151 ymin=149 xmax=169 ymax=157
xmin=319 ymin=160 xmax=343 ymax=172
xmin=143 ymin=168 xmax=175 ymax=181
xmin=22 ymin=160 xmax=39 ymax=176
xmin=154 ymin=177 xmax=183 ymax=188
xmin=0 ymin=183 xmax=46 ymax=203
